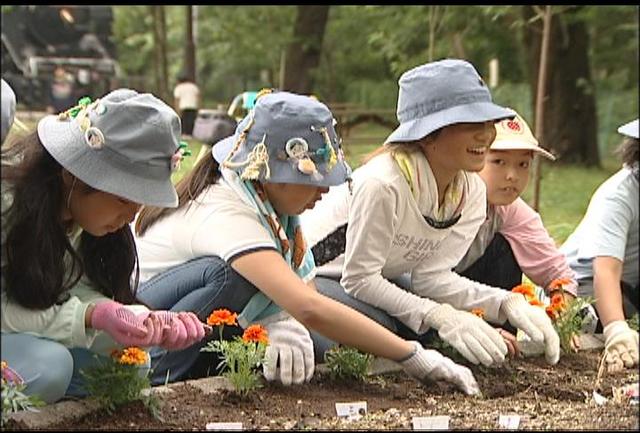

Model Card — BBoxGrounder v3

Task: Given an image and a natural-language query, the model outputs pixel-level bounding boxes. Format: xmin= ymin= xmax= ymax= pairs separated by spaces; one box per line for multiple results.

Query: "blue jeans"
xmin=136 ymin=256 xmax=259 ymax=385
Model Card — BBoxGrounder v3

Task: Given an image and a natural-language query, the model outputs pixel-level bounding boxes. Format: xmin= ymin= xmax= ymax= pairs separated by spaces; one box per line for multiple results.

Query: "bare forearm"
xmin=593 ymin=256 xmax=625 ymax=327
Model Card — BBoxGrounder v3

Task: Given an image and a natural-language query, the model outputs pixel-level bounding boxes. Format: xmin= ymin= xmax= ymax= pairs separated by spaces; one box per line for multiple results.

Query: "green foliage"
xmin=80 ymin=354 xmax=159 ymax=418
xmin=1 ymin=381 xmax=45 ymax=426
xmin=201 ymin=337 xmax=267 ymax=397
xmin=551 ymin=296 xmax=596 ymax=354
xmin=323 ymin=345 xmax=373 ymax=382
xmin=628 ymin=313 xmax=639 ymax=332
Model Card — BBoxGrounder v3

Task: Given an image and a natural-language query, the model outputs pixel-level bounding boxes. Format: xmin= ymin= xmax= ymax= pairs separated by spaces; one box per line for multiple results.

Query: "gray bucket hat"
xmin=618 ymin=119 xmax=639 ymax=139
xmin=1 ymin=78 xmax=16 ymax=144
xmin=385 ymin=59 xmax=515 ymax=144
xmin=37 ymin=88 xmax=181 ymax=207
xmin=212 ymin=90 xmax=351 ymax=187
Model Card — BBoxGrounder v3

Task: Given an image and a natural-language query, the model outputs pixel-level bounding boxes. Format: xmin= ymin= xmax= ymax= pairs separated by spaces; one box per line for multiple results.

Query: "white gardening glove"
xmin=399 ymin=341 xmax=480 ymax=395
xmin=500 ymin=293 xmax=560 ymax=365
xmin=260 ymin=317 xmax=315 ymax=386
xmin=603 ymin=320 xmax=639 ymax=373
xmin=424 ymin=303 xmax=508 ymax=366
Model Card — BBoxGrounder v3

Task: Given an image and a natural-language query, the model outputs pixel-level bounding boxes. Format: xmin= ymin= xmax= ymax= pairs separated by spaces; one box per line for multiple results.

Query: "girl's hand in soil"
xmin=603 ymin=320 xmax=639 ymax=373
xmin=496 ymin=328 xmax=521 ymax=358
xmin=261 ymin=316 xmax=315 ymax=385
xmin=500 ymin=294 xmax=560 ymax=365
xmin=424 ymin=303 xmax=508 ymax=367
xmin=399 ymin=341 xmax=481 ymax=396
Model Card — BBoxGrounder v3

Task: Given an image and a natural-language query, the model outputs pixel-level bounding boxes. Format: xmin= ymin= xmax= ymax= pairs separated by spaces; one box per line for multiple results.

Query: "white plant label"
xmin=205 ymin=421 xmax=243 ymax=430
xmin=335 ymin=401 xmax=367 ymax=420
xmin=412 ymin=415 xmax=450 ymax=430
xmin=498 ymin=414 xmax=521 ymax=429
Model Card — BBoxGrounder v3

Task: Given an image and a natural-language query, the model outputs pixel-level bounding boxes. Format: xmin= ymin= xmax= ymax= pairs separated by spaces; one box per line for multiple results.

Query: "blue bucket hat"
xmin=385 ymin=59 xmax=515 ymax=144
xmin=37 ymin=89 xmax=182 ymax=207
xmin=212 ymin=90 xmax=351 ymax=187
xmin=618 ymin=119 xmax=639 ymax=139
xmin=1 ymin=78 xmax=16 ymax=144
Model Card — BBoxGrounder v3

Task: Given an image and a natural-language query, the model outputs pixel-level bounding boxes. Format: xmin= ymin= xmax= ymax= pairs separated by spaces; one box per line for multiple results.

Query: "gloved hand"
xmin=424 ymin=303 xmax=508 ymax=366
xmin=500 ymin=293 xmax=560 ymax=365
xmin=399 ymin=341 xmax=480 ymax=396
xmin=260 ymin=317 xmax=315 ymax=386
xmin=603 ymin=320 xmax=639 ymax=373
xmin=153 ymin=311 xmax=207 ymax=351
xmin=91 ymin=301 xmax=163 ymax=347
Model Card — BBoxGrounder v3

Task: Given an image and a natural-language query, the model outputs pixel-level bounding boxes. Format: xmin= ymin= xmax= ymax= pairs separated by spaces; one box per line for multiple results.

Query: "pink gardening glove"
xmin=152 ymin=311 xmax=207 ymax=351
xmin=91 ymin=301 xmax=164 ymax=347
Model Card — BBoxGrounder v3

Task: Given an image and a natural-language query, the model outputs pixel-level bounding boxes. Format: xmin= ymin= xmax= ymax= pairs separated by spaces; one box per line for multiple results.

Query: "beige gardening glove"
xmin=424 ymin=303 xmax=508 ymax=367
xmin=500 ymin=293 xmax=560 ymax=365
xmin=603 ymin=320 xmax=639 ymax=373
xmin=399 ymin=341 xmax=481 ymax=396
xmin=259 ymin=315 xmax=315 ymax=386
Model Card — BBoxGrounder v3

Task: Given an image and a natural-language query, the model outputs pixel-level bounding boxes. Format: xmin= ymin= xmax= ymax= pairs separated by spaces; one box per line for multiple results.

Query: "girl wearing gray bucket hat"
xmin=301 ymin=59 xmax=560 ymax=369
xmin=1 ymin=89 xmax=208 ymax=404
xmin=133 ymin=89 xmax=480 ymax=395
xmin=561 ymin=118 xmax=639 ymax=373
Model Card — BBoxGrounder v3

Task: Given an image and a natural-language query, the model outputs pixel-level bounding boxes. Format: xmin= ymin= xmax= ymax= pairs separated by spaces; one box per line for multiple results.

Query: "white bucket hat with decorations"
xmin=618 ymin=119 xmax=639 ymax=139
xmin=491 ymin=112 xmax=555 ymax=160
xmin=37 ymin=89 xmax=190 ymax=208
xmin=212 ymin=89 xmax=351 ymax=187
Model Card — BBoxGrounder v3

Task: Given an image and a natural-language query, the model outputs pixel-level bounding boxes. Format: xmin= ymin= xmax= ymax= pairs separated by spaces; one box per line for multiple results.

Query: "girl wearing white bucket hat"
xmin=301 ymin=59 xmax=561 ymax=368
xmin=561 ymin=118 xmax=639 ymax=373
xmin=1 ymin=90 xmax=208 ymax=404
xmin=133 ymin=90 xmax=480 ymax=395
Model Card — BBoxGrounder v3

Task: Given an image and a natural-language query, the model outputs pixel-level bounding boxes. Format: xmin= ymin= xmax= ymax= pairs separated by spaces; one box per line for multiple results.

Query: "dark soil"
xmin=9 ymin=349 xmax=640 ymax=430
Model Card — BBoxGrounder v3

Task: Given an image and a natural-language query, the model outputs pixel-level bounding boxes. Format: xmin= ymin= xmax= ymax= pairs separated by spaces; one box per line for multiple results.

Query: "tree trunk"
xmin=283 ymin=5 xmax=330 ymax=94
xmin=185 ymin=5 xmax=196 ymax=83
xmin=151 ymin=6 xmax=169 ymax=102
xmin=522 ymin=6 xmax=600 ymax=166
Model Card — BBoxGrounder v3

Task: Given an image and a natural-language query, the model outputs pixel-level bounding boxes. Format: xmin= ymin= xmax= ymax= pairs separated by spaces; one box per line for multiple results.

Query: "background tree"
xmin=282 ymin=5 xmax=330 ymax=94
xmin=151 ymin=5 xmax=169 ymax=102
xmin=184 ymin=5 xmax=196 ymax=82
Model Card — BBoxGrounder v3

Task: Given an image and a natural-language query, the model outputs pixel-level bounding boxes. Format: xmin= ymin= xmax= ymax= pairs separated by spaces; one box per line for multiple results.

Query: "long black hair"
xmin=1 ymin=131 xmax=139 ymax=309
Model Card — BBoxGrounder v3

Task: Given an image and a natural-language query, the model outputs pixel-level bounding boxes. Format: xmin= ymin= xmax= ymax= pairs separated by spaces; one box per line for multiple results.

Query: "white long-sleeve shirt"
xmin=301 ymin=152 xmax=510 ymax=334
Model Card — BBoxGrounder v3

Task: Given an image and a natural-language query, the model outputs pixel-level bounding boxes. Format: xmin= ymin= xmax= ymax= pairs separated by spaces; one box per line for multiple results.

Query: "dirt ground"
xmin=6 ymin=349 xmax=639 ymax=430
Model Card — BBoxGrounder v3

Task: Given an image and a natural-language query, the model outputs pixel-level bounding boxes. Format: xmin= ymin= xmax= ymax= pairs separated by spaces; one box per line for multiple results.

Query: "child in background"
xmin=561 ymin=118 xmax=639 ymax=372
xmin=1 ymin=90 xmax=208 ymax=404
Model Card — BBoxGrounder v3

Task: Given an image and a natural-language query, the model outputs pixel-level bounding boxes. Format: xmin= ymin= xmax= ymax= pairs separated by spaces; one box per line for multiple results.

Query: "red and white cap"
xmin=491 ymin=112 xmax=555 ymax=160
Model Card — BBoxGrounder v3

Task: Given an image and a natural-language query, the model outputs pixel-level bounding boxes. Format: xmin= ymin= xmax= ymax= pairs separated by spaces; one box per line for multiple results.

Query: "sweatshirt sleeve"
xmin=340 ymin=177 xmax=439 ymax=334
xmin=410 ymin=177 xmax=511 ymax=325
xmin=496 ymin=198 xmax=578 ymax=296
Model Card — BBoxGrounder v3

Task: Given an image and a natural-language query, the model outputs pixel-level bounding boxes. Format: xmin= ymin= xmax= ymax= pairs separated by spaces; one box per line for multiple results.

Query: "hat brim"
xmin=618 ymin=119 xmax=639 ymax=139
xmin=212 ymin=134 xmax=235 ymax=164
xmin=490 ymin=140 xmax=556 ymax=161
xmin=385 ymin=102 xmax=516 ymax=144
xmin=38 ymin=115 xmax=178 ymax=208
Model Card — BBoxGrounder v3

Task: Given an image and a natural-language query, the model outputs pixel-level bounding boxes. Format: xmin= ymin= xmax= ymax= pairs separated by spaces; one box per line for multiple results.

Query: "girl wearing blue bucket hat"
xmin=561 ymin=118 xmax=639 ymax=373
xmin=1 ymin=90 xmax=208 ymax=404
xmin=301 ymin=59 xmax=561 ymax=368
xmin=134 ymin=89 xmax=480 ymax=395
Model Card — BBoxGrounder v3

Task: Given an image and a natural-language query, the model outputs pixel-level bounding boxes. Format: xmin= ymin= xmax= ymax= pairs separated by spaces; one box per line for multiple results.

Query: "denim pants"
xmin=136 ymin=256 xmax=261 ymax=385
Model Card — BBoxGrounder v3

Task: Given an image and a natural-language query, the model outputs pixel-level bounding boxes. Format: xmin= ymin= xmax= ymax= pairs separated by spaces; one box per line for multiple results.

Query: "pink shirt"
xmin=455 ymin=197 xmax=578 ymax=297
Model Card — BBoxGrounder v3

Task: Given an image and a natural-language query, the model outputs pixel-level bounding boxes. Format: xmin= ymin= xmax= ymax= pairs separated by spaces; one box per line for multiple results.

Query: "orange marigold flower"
xmin=545 ymin=305 xmax=559 ymax=320
xmin=549 ymin=278 xmax=572 ymax=291
xmin=471 ymin=308 xmax=485 ymax=318
xmin=551 ymin=293 xmax=566 ymax=310
xmin=529 ymin=298 xmax=544 ymax=307
xmin=207 ymin=309 xmax=238 ymax=327
xmin=112 ymin=347 xmax=148 ymax=366
xmin=242 ymin=324 xmax=269 ymax=344
xmin=511 ymin=284 xmax=535 ymax=300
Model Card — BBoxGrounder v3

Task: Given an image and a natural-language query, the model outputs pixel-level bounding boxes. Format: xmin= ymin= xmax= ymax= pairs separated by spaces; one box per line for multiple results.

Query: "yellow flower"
xmin=112 ymin=347 xmax=148 ymax=366
xmin=207 ymin=309 xmax=238 ymax=327
xmin=242 ymin=324 xmax=269 ymax=344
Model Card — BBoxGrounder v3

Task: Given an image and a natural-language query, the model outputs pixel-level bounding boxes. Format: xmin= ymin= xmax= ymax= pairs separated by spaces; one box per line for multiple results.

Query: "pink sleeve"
xmin=495 ymin=198 xmax=578 ymax=296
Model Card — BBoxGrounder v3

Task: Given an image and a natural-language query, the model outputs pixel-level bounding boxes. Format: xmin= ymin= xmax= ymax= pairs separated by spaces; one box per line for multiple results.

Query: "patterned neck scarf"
xmin=392 ymin=150 xmax=467 ymax=227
